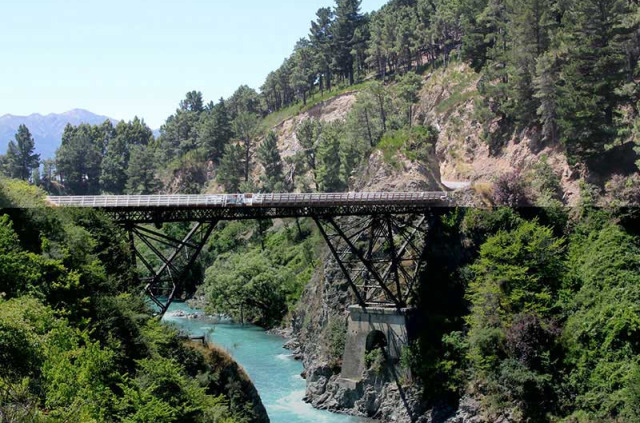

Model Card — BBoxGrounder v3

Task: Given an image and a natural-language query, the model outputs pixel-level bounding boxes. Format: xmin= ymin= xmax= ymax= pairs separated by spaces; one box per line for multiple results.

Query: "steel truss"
xmin=104 ymin=204 xmax=445 ymax=225
xmin=119 ymin=208 xmax=444 ymax=316
xmin=314 ymin=213 xmax=431 ymax=309
xmin=127 ymin=221 xmax=217 ymax=315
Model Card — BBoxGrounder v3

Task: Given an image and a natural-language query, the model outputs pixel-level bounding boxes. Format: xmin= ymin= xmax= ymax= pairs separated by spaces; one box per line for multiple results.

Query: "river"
xmin=163 ymin=301 xmax=369 ymax=423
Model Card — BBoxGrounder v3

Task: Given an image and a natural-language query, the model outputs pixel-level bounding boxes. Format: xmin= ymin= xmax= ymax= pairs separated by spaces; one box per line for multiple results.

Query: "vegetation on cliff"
xmin=0 ymin=179 xmax=267 ymax=422
xmin=397 ymin=207 xmax=640 ymax=422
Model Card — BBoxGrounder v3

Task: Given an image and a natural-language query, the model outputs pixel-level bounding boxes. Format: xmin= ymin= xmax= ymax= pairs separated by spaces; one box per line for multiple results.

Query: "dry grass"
xmin=473 ymin=183 xmax=495 ymax=207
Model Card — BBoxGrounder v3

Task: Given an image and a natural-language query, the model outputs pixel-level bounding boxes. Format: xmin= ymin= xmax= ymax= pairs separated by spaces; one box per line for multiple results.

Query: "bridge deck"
xmin=46 ymin=192 xmax=453 ymax=223
xmin=47 ymin=192 xmax=450 ymax=209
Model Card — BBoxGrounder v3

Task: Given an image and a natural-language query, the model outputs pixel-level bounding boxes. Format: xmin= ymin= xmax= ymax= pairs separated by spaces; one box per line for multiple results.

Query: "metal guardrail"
xmin=46 ymin=192 xmax=450 ymax=209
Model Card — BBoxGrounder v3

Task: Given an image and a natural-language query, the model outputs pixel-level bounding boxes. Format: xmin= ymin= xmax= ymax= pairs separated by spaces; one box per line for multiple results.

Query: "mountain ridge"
xmin=0 ymin=109 xmax=119 ymax=159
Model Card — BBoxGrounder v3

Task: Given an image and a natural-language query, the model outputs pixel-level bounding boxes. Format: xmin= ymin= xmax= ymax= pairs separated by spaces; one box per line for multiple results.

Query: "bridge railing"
xmin=47 ymin=192 xmax=450 ymax=209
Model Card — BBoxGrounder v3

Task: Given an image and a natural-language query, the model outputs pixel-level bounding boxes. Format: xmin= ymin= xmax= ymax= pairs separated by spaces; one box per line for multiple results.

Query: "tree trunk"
xmin=295 ymin=218 xmax=303 ymax=238
xmin=364 ymin=109 xmax=374 ymax=147
xmin=244 ymin=138 xmax=250 ymax=182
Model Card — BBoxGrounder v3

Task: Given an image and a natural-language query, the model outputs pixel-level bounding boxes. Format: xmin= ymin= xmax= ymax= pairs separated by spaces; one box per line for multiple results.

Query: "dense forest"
xmin=1 ymin=0 xmax=640 ymax=422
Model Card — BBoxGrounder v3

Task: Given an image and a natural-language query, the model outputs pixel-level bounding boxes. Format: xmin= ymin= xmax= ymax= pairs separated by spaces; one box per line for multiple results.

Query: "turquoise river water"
xmin=163 ymin=301 xmax=369 ymax=423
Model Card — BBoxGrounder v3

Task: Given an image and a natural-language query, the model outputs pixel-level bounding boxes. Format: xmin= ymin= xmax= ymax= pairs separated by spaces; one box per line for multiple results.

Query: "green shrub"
xmin=326 ymin=317 xmax=347 ymax=368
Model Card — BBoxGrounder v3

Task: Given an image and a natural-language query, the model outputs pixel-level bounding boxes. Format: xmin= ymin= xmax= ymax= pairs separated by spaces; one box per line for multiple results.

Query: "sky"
xmin=0 ymin=0 xmax=388 ymax=128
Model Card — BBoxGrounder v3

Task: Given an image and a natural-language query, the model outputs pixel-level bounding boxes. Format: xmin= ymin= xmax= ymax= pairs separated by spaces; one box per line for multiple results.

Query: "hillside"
xmin=1 ymin=0 xmax=639 ymax=422
xmin=0 ymin=109 xmax=117 ymax=159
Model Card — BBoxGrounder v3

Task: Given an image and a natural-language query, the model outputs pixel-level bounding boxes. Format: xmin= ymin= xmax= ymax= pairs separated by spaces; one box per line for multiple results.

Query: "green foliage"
xmin=198 ymin=98 xmax=233 ymax=162
xmin=0 ymin=179 xmax=257 ymax=422
xmin=56 ymin=123 xmax=109 ymax=195
xmin=316 ymin=123 xmax=347 ymax=192
xmin=364 ymin=348 xmax=385 ymax=374
xmin=326 ymin=317 xmax=347 ymax=368
xmin=557 ymin=0 xmax=636 ymax=162
xmin=466 ymin=220 xmax=564 ymax=420
xmin=377 ymin=125 xmax=438 ymax=166
xmin=100 ymin=118 xmax=154 ymax=194
xmin=256 ymin=132 xmax=285 ymax=192
xmin=217 ymin=143 xmax=245 ymax=193
xmin=3 ymin=124 xmax=40 ymax=181
xmin=395 ymin=71 xmax=423 ymax=126
xmin=126 ymin=145 xmax=161 ymax=195
xmin=203 ymin=220 xmax=317 ymax=328
xmin=562 ymin=223 xmax=640 ymax=419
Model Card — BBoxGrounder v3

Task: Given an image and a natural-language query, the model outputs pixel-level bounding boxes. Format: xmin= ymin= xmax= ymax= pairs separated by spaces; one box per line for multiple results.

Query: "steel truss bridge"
xmin=48 ymin=192 xmax=453 ymax=315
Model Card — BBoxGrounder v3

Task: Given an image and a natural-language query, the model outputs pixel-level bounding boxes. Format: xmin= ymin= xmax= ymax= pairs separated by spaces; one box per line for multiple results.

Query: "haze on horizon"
xmin=0 ymin=0 xmax=387 ymax=129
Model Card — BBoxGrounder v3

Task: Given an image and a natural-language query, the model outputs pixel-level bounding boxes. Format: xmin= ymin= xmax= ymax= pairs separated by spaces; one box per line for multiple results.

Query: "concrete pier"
xmin=339 ymin=305 xmax=410 ymax=383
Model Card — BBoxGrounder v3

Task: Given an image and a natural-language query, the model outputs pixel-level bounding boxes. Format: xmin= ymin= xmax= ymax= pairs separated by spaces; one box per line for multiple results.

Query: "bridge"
xmin=48 ymin=192 xmax=452 ymax=315
xmin=48 ymin=191 xmax=454 ymax=384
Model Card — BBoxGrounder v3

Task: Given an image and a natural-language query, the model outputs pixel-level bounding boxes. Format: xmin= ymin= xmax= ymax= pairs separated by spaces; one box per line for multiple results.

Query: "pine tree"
xmin=55 ymin=124 xmax=102 ymax=194
xmin=5 ymin=125 xmax=39 ymax=181
xmin=475 ymin=0 xmax=510 ymax=119
xmin=395 ymin=71 xmax=423 ymax=127
xmin=332 ymin=0 xmax=364 ymax=85
xmin=41 ymin=159 xmax=56 ymax=193
xmin=347 ymin=89 xmax=384 ymax=147
xmin=557 ymin=0 xmax=635 ymax=161
xmin=504 ymin=0 xmax=555 ymax=124
xmin=316 ymin=127 xmax=345 ymax=192
xmin=295 ymin=119 xmax=322 ymax=190
xmin=366 ymin=12 xmax=388 ymax=79
xmin=179 ymin=91 xmax=204 ymax=113
xmin=310 ymin=7 xmax=335 ymax=93
xmin=232 ymin=112 xmax=259 ymax=182
xmin=217 ymin=143 xmax=245 ymax=193
xmin=292 ymin=39 xmax=316 ymax=105
xmin=117 ymin=117 xmax=154 ymax=147
xmin=126 ymin=145 xmax=160 ymax=195
xmin=198 ymin=98 xmax=233 ymax=162
xmin=257 ymin=132 xmax=284 ymax=192
xmin=100 ymin=135 xmax=129 ymax=194
xmin=534 ymin=50 xmax=561 ymax=143
xmin=0 ymin=154 xmax=7 ymax=177
xmin=159 ymin=92 xmax=203 ymax=159
xmin=228 ymin=85 xmax=262 ymax=118
xmin=460 ymin=0 xmax=495 ymax=71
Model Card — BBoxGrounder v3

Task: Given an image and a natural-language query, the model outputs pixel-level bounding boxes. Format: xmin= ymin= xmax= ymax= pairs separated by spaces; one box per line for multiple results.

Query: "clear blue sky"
xmin=0 ymin=0 xmax=388 ymax=128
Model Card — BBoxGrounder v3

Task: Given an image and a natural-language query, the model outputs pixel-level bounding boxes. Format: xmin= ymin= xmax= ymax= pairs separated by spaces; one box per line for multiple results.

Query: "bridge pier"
xmin=339 ymin=305 xmax=411 ymax=385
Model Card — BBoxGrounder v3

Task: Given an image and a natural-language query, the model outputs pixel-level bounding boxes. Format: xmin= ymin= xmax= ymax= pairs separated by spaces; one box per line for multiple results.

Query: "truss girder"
xmin=128 ymin=221 xmax=217 ymax=316
xmin=104 ymin=204 xmax=446 ymax=224
xmin=314 ymin=213 xmax=431 ymax=309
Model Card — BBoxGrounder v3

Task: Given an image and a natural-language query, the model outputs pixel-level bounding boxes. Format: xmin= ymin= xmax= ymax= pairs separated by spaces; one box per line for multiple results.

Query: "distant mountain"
xmin=0 ymin=109 xmax=119 ymax=159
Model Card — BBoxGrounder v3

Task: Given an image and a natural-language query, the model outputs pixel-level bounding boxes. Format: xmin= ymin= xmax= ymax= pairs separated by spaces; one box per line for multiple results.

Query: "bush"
xmin=605 ymin=174 xmax=640 ymax=206
xmin=326 ymin=317 xmax=347 ymax=368
xmin=466 ymin=220 xmax=564 ymax=420
xmin=493 ymin=171 xmax=530 ymax=206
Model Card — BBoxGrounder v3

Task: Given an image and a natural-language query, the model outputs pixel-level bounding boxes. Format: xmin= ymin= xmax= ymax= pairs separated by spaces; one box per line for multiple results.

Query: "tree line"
xmin=1 ymin=0 xmax=638 ymax=194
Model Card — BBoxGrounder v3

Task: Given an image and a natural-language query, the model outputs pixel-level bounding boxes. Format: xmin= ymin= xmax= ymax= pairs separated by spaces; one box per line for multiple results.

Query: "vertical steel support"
xmin=314 ymin=214 xmax=431 ymax=309
xmin=314 ymin=217 xmax=368 ymax=308
xmin=127 ymin=220 xmax=218 ymax=317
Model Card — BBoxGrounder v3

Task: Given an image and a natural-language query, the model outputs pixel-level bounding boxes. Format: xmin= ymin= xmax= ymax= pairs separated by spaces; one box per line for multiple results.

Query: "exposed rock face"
xmin=275 ymin=92 xmax=358 ymax=160
xmin=352 ymin=149 xmax=445 ymax=192
xmin=416 ymin=63 xmax=581 ymax=205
